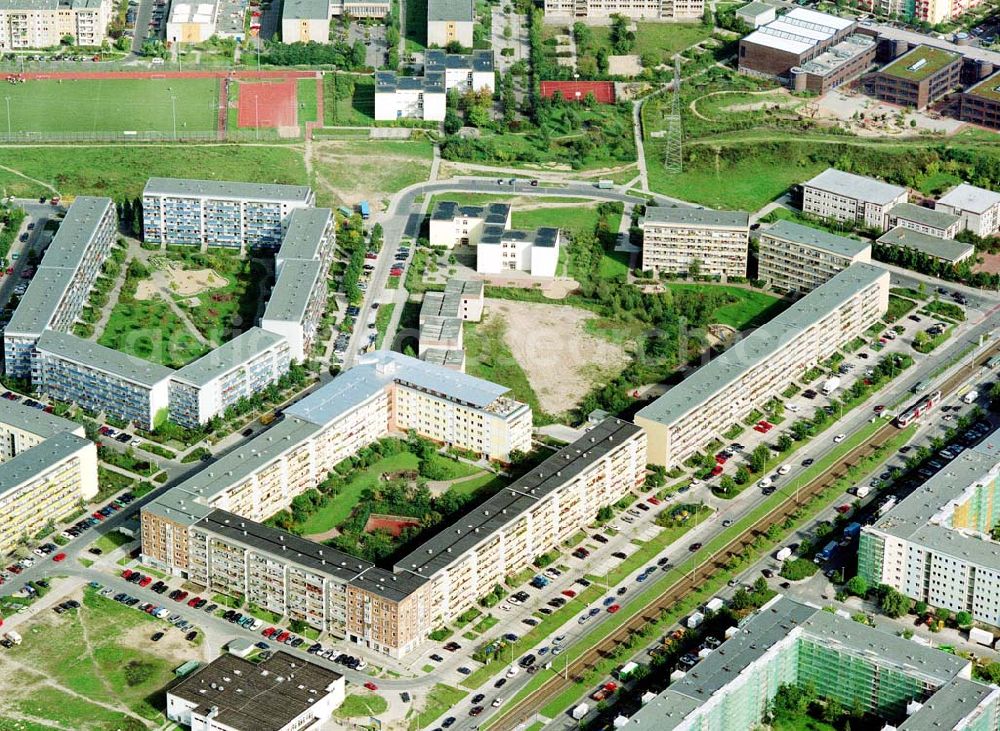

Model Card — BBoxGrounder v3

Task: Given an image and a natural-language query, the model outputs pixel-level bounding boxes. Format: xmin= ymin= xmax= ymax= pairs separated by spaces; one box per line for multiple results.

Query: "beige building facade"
xmin=0 ymin=0 xmax=112 ymax=50
xmin=757 ymin=219 xmax=871 ymax=294
xmin=802 ymin=168 xmax=908 ymax=232
xmin=641 ymin=207 xmax=750 ymax=278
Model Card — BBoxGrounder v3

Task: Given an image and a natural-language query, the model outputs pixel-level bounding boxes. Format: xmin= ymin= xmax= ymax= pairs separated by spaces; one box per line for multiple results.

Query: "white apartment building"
xmin=640 ymin=207 xmax=750 ymax=278
xmin=758 ymin=219 xmax=871 ymax=294
xmin=544 ymin=0 xmax=703 ymax=21
xmin=142 ymin=178 xmax=315 ymax=251
xmin=0 ymin=400 xmax=96 ymax=557
xmin=888 ymin=202 xmax=962 ymax=240
xmin=374 ymin=71 xmax=447 ymax=122
xmin=425 ymin=49 xmax=495 ymax=93
xmin=3 ymin=196 xmax=116 ymax=379
xmin=936 ymin=183 xmax=1000 ymax=238
xmin=859 ymin=427 xmax=1000 ymax=628
xmin=165 ymin=0 xmax=217 ymax=43
xmin=0 ymin=0 xmax=113 ymax=50
xmin=635 ymin=263 xmax=890 ymax=467
xmin=34 ymin=330 xmax=173 ymax=429
xmin=279 ymin=0 xmax=326 ymax=42
xmin=169 ymin=328 xmax=292 ymax=428
xmin=429 ymin=201 xmax=512 ymax=248
xmin=427 ymin=0 xmax=473 ymax=47
xmin=802 ymin=168 xmax=908 ymax=232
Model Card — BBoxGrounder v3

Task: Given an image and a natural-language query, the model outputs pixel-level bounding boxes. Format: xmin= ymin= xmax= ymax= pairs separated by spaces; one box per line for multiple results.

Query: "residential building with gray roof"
xmin=802 ymin=168 xmax=908 ymax=232
xmin=876 ymin=226 xmax=975 ymax=265
xmin=758 ymin=219 xmax=872 ymax=293
xmin=936 ymin=182 xmax=1000 ymax=237
xmin=888 ymin=201 xmax=962 ymax=239
xmin=640 ymin=207 xmax=750 ymax=278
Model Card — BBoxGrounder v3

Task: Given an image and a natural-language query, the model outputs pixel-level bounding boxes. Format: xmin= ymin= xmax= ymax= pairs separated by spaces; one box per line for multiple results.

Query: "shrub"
xmin=779 ymin=558 xmax=818 ymax=581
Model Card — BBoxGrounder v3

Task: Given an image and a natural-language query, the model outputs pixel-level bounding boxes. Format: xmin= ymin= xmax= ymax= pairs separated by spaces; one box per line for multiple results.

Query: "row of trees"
xmin=261 ymin=40 xmax=367 ymax=69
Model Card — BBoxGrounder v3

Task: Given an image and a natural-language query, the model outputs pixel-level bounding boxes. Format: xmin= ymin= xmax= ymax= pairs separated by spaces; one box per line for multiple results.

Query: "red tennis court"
xmin=540 ymin=81 xmax=615 ymax=104
xmin=237 ymin=79 xmax=298 ymax=128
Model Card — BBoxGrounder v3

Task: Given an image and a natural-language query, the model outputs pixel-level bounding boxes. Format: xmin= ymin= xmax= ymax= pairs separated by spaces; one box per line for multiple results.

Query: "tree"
xmin=688 ymin=258 xmax=702 ymax=278
xmin=777 ymin=434 xmax=794 ymax=452
xmin=735 ymin=465 xmax=751 ymax=485
xmin=444 ymin=108 xmax=463 ymax=134
xmin=750 ymin=445 xmax=769 ymax=473
xmin=702 ymin=6 xmax=714 ymax=27
xmin=61 ymin=34 xmax=75 ymax=46
xmin=956 ymin=610 xmax=973 ymax=628
xmin=878 ymin=585 xmax=910 ymax=618
xmin=718 ymin=474 xmax=736 ymax=495
xmin=845 ymin=575 xmax=868 ymax=597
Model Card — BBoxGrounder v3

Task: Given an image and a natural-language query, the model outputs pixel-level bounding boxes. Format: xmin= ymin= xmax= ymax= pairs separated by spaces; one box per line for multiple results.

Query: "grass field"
xmin=589 ymin=22 xmax=713 ymax=61
xmin=410 ymin=685 xmax=467 ymax=730
xmin=464 ymin=316 xmax=546 ymax=422
xmin=98 ymin=295 xmax=210 ymax=368
xmin=296 ymin=78 xmax=318 ymax=124
xmin=511 ymin=204 xmax=621 ymax=242
xmin=664 ymin=283 xmax=787 ymax=330
xmin=324 ymin=75 xmax=375 ymax=126
xmin=5 ymin=77 xmax=219 ymax=135
xmin=335 ymin=692 xmax=389 ymax=718
xmin=311 ymin=139 xmax=434 ymax=205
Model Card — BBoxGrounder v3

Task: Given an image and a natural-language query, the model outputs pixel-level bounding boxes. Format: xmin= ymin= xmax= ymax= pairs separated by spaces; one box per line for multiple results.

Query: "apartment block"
xmin=0 ymin=400 xmax=96 ymax=557
xmin=3 ymin=196 xmax=116 ymax=379
xmin=640 ymin=207 xmax=750 ymax=278
xmin=167 ymin=652 xmax=346 ymax=731
xmin=257 ymin=207 xmax=335 ymax=363
xmin=635 ymin=263 xmax=889 ymax=467
xmin=427 ymin=0 xmax=473 ymax=47
xmin=279 ymin=0 xmax=328 ymax=42
xmin=0 ymin=0 xmax=113 ymax=50
xmin=374 ymin=71 xmax=446 ymax=122
xmin=864 ymin=45 xmax=962 ymax=110
xmin=543 ymin=0 xmax=703 ymax=21
xmin=757 ymin=219 xmax=871 ymax=294
xmin=142 ymin=178 xmax=315 ymax=250
xmin=936 ymin=182 xmax=1000 ymax=237
xmin=34 ymin=330 xmax=173 ymax=429
xmin=876 ymin=226 xmax=975 ymax=265
xmin=888 ymin=201 xmax=962 ymax=239
xmin=425 ymin=49 xmax=495 ymax=94
xmin=629 ymin=595 xmax=999 ymax=731
xmin=802 ymin=168 xmax=908 ymax=231
xmin=169 ymin=328 xmax=291 ymax=429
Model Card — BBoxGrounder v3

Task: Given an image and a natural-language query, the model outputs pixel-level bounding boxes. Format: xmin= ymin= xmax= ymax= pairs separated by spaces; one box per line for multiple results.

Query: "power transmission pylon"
xmin=663 ymin=57 xmax=682 ymax=175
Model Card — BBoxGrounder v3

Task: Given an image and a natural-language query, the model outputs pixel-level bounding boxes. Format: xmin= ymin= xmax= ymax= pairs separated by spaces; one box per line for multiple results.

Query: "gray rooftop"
xmin=761 ymin=219 xmax=870 ymax=258
xmin=421 ymin=280 xmax=482 ymax=322
xmin=262 ymin=259 xmax=323 ymax=323
xmin=420 ymin=315 xmax=462 ymax=343
xmin=890 ymin=202 xmax=960 ymax=231
xmin=642 ymin=207 xmax=749 ymax=229
xmin=737 ymin=0 xmax=774 ymax=15
xmin=5 ymin=267 xmax=76 ymax=337
xmin=41 ymin=196 xmax=113 ymax=270
xmin=36 ymin=330 xmax=174 ymax=388
xmin=276 ymin=207 xmax=332 ymax=263
xmin=427 ymin=0 xmax=472 ymax=22
xmin=196 ymin=509 xmax=373 ymax=584
xmin=635 ymin=263 xmax=888 ymax=428
xmin=0 ymin=431 xmax=91 ymax=496
xmin=169 ymin=651 xmax=343 ymax=731
xmin=0 ymin=399 xmax=81 ymax=440
xmin=899 ymin=677 xmax=1000 ymax=731
xmin=876 ymin=226 xmax=975 ymax=263
xmin=804 ymin=168 xmax=907 ymax=205
xmin=481 ymin=224 xmax=559 ymax=248
xmin=393 ymin=418 xmax=642 ymax=580
xmin=375 ymin=71 xmax=446 ymax=94
xmin=431 ymin=201 xmax=510 ymax=225
xmin=351 ymin=566 xmax=428 ymax=602
xmin=171 ymin=328 xmax=287 ymax=388
xmin=286 ymin=351 xmax=514 ymax=426
xmin=425 ymin=49 xmax=494 ymax=73
xmin=937 ymin=183 xmax=1000 ymax=214
xmin=280 ymin=0 xmax=328 ymax=19
xmin=143 ymin=177 xmax=313 ymax=204
xmin=422 ymin=348 xmax=465 ymax=368
xmin=0 ymin=0 xmax=57 ymax=9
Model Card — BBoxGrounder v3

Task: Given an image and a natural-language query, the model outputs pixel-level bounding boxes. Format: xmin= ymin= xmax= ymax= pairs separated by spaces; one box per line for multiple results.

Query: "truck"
xmin=597 ymin=179 xmax=614 ymax=189
xmin=616 ymin=661 xmax=640 ymax=680
xmin=775 ymin=546 xmax=793 ymax=562
xmin=969 ymin=627 xmax=995 ymax=647
xmin=855 ymin=484 xmax=871 ymax=499
xmin=359 ymin=201 xmax=370 ymax=219
xmin=878 ymin=496 xmax=897 ymax=517
xmin=686 ymin=612 xmax=704 ymax=629
xmin=821 ymin=376 xmax=841 ymax=395
xmin=963 ymin=390 xmax=979 ymax=404
xmin=844 ymin=522 xmax=862 ymax=540
xmin=814 ymin=540 xmax=837 ymax=564
xmin=4 ymin=630 xmax=22 ymax=645
xmin=571 ymin=704 xmax=590 ymax=721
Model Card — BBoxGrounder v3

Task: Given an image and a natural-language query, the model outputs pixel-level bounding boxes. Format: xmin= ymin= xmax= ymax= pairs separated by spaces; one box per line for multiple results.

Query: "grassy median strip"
xmin=410 ymin=684 xmax=467 ymax=730
xmin=486 ymin=421 xmax=912 ymax=727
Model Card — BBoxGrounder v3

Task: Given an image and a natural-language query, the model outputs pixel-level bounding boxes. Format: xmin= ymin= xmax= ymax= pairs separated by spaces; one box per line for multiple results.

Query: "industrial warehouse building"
xmin=640 ymin=207 xmax=750 ymax=278
xmin=801 ymin=168 xmax=908 ymax=232
xmin=863 ymin=44 xmax=963 ymax=110
xmin=757 ymin=219 xmax=871 ymax=294
xmin=635 ymin=263 xmax=890 ymax=467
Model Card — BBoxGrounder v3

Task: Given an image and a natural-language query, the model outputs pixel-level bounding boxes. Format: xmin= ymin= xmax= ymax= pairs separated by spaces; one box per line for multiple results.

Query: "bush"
xmin=123 ymin=660 xmax=155 ymax=686
xmin=779 ymin=558 xmax=818 ymax=581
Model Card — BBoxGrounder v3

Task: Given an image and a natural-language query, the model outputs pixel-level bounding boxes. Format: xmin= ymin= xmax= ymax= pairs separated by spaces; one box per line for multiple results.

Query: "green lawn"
xmin=335 ymin=692 xmax=389 ymax=718
xmin=463 ymin=316 xmax=546 ymax=422
xmin=324 ymin=75 xmax=375 ymax=126
xmin=98 ymin=296 xmax=210 ymax=368
xmin=1 ymin=77 xmax=219 ymax=135
xmin=313 ymin=139 xmax=434 ymax=202
xmin=664 ymin=283 xmax=787 ymax=330
xmin=375 ymin=302 xmax=395 ymax=348
xmin=404 ymin=0 xmax=428 ymax=51
xmin=410 ymin=685 xmax=467 ymax=730
xmin=598 ymin=250 xmax=631 ymax=278
xmin=587 ymin=22 xmax=713 ymax=65
xmin=511 ymin=205 xmax=613 ymax=241
xmin=91 ymin=531 xmax=133 ymax=554
xmin=296 ymin=77 xmax=319 ymax=124
xmin=169 ymin=254 xmax=265 ymax=347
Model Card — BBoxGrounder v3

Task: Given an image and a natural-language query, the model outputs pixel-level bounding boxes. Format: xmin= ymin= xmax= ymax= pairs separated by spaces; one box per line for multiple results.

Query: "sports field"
xmin=3 ymin=77 xmax=219 ymax=135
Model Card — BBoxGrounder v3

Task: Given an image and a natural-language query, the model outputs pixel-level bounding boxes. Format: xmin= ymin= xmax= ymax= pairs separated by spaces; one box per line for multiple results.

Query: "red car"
xmin=93 ymin=512 xmax=105 ymax=520
xmin=364 ymin=681 xmax=379 ymax=691
xmin=52 ymin=553 xmax=66 ymax=562
xmin=187 ymin=596 xmax=201 ymax=607
xmin=175 ymin=591 xmax=188 ymax=602
xmin=753 ymin=425 xmax=766 ymax=433
xmin=276 ymin=631 xmax=290 ymax=643
xmin=561 ymin=589 xmax=577 ymax=598
xmin=711 ymin=464 xmax=724 ymax=476
xmin=647 ymin=496 xmax=661 ymax=506
xmin=835 ymin=504 xmax=851 ymax=514
xmin=873 ymin=404 xmax=885 ymax=414
xmin=607 ymin=604 xmax=620 ymax=613
xmin=139 ymin=575 xmax=152 ymax=587
xmin=122 ymin=569 xmax=133 ymax=580
xmin=263 ymin=627 xmax=276 ymax=638
xmin=715 ymin=454 xmax=728 ymax=464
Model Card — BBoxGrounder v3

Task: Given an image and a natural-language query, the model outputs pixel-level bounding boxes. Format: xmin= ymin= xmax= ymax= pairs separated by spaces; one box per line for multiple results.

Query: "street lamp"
xmin=170 ymin=94 xmax=177 ymax=139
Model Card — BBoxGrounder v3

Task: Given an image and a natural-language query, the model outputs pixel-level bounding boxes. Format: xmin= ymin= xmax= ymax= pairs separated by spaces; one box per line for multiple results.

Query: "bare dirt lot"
xmin=486 ymin=298 xmax=628 ymax=414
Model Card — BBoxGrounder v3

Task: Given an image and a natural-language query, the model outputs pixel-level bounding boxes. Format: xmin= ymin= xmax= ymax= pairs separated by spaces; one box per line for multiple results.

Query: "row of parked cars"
xmin=63 ymin=492 xmax=135 ymax=541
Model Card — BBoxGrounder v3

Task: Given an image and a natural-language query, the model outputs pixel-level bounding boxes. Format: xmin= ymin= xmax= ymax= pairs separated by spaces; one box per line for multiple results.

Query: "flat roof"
xmin=890 ymin=202 xmax=960 ymax=230
xmin=171 ymin=328 xmax=287 ymax=388
xmin=195 ymin=509 xmax=373 ymax=584
xmin=375 ymin=72 xmax=446 ymax=93
xmin=742 ymin=8 xmax=853 ymax=56
xmin=169 ymin=651 xmax=343 ymax=731
xmin=0 ymin=431 xmax=90 ymax=497
xmin=41 ymin=197 xmax=113 ymax=270
xmin=964 ymin=70 xmax=1000 ymax=103
xmin=0 ymin=399 xmax=81 ymax=440
xmin=5 ymin=266 xmax=75 ymax=337
xmin=420 ymin=315 xmax=462 ymax=342
xmin=431 ymin=201 xmax=510 ymax=224
xmin=143 ymin=177 xmax=312 ymax=204
xmin=427 ymin=0 xmax=472 ymax=22
xmin=422 ymin=348 xmax=465 ymax=368
xmin=761 ymin=219 xmax=870 ymax=258
xmin=937 ymin=182 xmax=1000 ymax=214
xmin=799 ymin=34 xmax=875 ymax=77
xmin=425 ymin=49 xmax=494 ymax=73
xmin=393 ymin=418 xmax=642 ymax=580
xmin=635 ymin=263 xmax=887 ymax=428
xmin=168 ymin=1 xmax=217 ymax=23
xmin=880 ymin=44 xmax=961 ymax=82
xmin=351 ymin=565 xmax=428 ymax=602
xmin=36 ymin=330 xmax=174 ymax=388
xmin=899 ymin=678 xmax=1000 ymax=731
xmin=280 ymin=0 xmax=327 ymax=19
xmin=737 ymin=0 xmax=774 ymax=16
xmin=480 ymin=224 xmax=559 ymax=247
xmin=276 ymin=207 xmax=332 ymax=262
xmin=804 ymin=168 xmax=907 ymax=205
xmin=262 ymin=259 xmax=323 ymax=323
xmin=642 ymin=207 xmax=749 ymax=229
xmin=876 ymin=226 xmax=974 ymax=263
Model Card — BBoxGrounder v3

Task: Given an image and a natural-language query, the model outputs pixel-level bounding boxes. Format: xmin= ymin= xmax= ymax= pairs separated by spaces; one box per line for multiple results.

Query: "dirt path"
xmin=688 ymin=88 xmax=793 ymax=122
xmin=305 ymin=527 xmax=341 ymax=542
xmin=425 ymin=470 xmax=489 ymax=495
xmin=0 ymin=163 xmax=60 ymax=194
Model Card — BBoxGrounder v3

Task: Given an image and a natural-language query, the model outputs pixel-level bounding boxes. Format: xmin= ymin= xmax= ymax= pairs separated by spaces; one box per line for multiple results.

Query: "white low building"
xmin=936 ymin=183 xmax=1000 ymax=238
xmin=165 ymin=0 xmax=218 ymax=43
xmin=374 ymin=71 xmax=447 ymax=122
xmin=429 ymin=201 xmax=511 ymax=248
xmin=477 ymin=226 xmax=560 ymax=277
xmin=802 ymin=168 xmax=908 ymax=232
xmin=425 ymin=49 xmax=495 ymax=93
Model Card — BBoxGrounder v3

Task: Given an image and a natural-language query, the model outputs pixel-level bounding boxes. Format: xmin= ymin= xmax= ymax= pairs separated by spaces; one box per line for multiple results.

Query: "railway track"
xmin=490 ymin=341 xmax=1000 ymax=731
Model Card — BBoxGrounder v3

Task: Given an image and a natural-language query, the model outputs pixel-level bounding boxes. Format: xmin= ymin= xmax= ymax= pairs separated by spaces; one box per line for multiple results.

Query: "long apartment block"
xmin=629 ymin=594 xmax=999 ymax=730
xmin=757 ymin=219 xmax=871 ymax=294
xmin=0 ymin=0 xmax=113 ymax=50
xmin=802 ymin=168 xmax=908 ymax=232
xmin=168 ymin=328 xmax=292 ymax=428
xmin=142 ymin=177 xmax=315 ymax=250
xmin=859 ymin=426 xmax=1000 ymax=628
xmin=635 ymin=263 xmax=890 ymax=467
xmin=543 ymin=0 xmax=703 ymax=21
xmin=0 ymin=400 xmax=96 ymax=557
xmin=3 ymin=196 xmax=116 ymax=379
xmin=34 ymin=330 xmax=173 ymax=429
xmin=640 ymin=207 xmax=750 ymax=278
xmin=143 ymin=417 xmax=642 ymax=658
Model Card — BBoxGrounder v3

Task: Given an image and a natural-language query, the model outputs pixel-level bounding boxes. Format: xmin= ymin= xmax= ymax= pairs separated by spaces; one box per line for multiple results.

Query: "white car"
xmin=492 ymin=697 xmax=504 ymax=707
xmin=787 ymin=403 xmax=799 ymax=412
xmin=833 ymin=434 xmax=846 ymax=443
xmin=777 ymin=464 xmax=791 ymax=475
xmin=757 ymin=478 xmax=772 ymax=489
